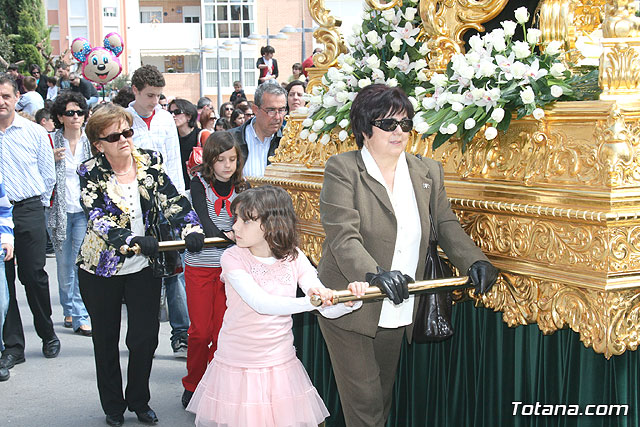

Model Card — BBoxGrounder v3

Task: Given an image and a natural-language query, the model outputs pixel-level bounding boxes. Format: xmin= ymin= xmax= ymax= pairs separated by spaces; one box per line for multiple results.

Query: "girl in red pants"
xmin=182 ymin=132 xmax=248 ymax=408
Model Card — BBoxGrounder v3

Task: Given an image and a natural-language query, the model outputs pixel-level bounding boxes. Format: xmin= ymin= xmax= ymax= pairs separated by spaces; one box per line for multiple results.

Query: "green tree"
xmin=0 ymin=0 xmax=50 ymax=73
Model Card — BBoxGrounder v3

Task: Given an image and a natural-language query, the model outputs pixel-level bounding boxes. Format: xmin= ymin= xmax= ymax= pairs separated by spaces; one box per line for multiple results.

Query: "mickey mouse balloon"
xmin=71 ymin=32 xmax=124 ymax=85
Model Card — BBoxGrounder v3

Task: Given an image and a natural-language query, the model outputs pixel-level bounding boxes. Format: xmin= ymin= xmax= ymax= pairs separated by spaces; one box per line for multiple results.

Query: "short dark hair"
xmin=0 ymin=73 xmax=19 ymax=95
xmin=35 ymin=108 xmax=51 ymax=125
xmin=197 ymin=97 xmax=212 ymax=109
xmin=168 ymin=98 xmax=197 ymax=128
xmin=7 ymin=64 xmax=18 ymax=72
xmin=230 ymin=185 xmax=298 ymax=261
xmin=232 ymin=97 xmax=248 ymax=108
xmin=292 ymin=63 xmax=302 ymax=71
xmin=195 ymin=132 xmax=246 ymax=190
xmin=55 ymin=62 xmax=69 ymax=71
xmin=260 ymin=45 xmax=275 ymax=56
xmin=131 ymin=65 xmax=165 ymax=91
xmin=350 ymin=84 xmax=414 ymax=149
xmin=215 ymin=117 xmax=231 ymax=131
xmin=47 ymin=76 xmax=58 ymax=85
xmin=254 ymin=82 xmax=286 ymax=107
xmin=285 ymin=80 xmax=306 ymax=94
xmin=112 ymin=86 xmax=135 ymax=108
xmin=51 ymin=90 xmax=89 ymax=129
xmin=23 ymin=76 xmax=37 ymax=91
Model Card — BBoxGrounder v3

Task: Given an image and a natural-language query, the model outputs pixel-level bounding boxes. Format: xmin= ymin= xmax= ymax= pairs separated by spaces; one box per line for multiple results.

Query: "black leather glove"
xmin=468 ymin=260 xmax=499 ymax=295
xmin=129 ymin=236 xmax=159 ymax=257
xmin=365 ymin=266 xmax=414 ymax=305
xmin=185 ymin=232 xmax=205 ymax=252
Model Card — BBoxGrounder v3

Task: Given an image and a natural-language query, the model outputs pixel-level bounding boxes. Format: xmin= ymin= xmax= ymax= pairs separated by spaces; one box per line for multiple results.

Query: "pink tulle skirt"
xmin=187 ymin=357 xmax=330 ymax=427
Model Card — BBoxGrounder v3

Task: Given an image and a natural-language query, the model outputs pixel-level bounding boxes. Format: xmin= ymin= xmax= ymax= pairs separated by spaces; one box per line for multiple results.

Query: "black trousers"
xmin=2 ymin=198 xmax=54 ymax=357
xmin=79 ymin=267 xmax=161 ymax=416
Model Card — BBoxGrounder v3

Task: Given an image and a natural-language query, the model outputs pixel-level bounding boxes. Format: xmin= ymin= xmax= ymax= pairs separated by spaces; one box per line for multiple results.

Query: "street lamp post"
xmin=189 ymin=40 xmax=224 ymax=111
xmin=280 ymin=19 xmax=316 ymax=63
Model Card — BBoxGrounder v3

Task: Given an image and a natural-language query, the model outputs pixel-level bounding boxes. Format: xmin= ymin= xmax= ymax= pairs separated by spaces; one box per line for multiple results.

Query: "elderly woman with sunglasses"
xmin=48 ymin=90 xmax=93 ymax=336
xmin=77 ymin=104 xmax=204 ymax=427
xmin=317 ymin=84 xmax=499 ymax=427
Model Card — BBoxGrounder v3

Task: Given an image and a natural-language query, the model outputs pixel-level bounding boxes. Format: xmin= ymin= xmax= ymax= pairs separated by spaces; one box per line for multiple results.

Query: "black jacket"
xmin=227 ymin=118 xmax=283 ymax=167
xmin=71 ymin=78 xmax=99 ymax=100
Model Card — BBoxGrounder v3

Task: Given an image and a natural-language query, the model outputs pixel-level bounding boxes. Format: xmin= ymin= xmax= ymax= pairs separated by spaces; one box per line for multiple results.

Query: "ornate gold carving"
xmin=299 ymin=232 xmax=325 ymax=266
xmin=307 ymin=0 xmax=348 ymax=91
xmin=600 ymin=43 xmax=640 ymax=93
xmin=419 ymin=0 xmax=509 ymax=70
xmin=602 ymin=0 xmax=640 ymax=38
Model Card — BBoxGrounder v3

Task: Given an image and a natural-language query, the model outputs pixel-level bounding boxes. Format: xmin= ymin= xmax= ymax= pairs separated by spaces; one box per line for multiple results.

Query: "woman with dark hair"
xmin=317 ymin=84 xmax=499 ymax=426
xmin=229 ymin=109 xmax=245 ymax=127
xmin=214 ymin=118 xmax=231 ymax=132
xmin=285 ymin=80 xmax=306 ymax=113
xmin=180 ymin=131 xmax=249 ymax=408
xmin=48 ymin=90 xmax=92 ymax=336
xmin=168 ymin=98 xmax=199 ymax=190
xmin=29 ymin=64 xmax=48 ymax=99
xmin=219 ymin=102 xmax=234 ymax=120
xmin=256 ymin=45 xmax=279 ymax=84
xmin=78 ymin=104 xmax=204 ymax=426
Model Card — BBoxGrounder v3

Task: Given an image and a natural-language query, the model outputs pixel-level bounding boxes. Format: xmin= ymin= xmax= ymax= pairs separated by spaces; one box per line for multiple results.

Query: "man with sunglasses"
xmin=228 ymin=83 xmax=287 ymax=177
xmin=0 ymin=74 xmax=58 ymax=372
xmin=69 ymin=73 xmax=99 ymax=107
xmin=126 ymin=65 xmax=190 ymax=359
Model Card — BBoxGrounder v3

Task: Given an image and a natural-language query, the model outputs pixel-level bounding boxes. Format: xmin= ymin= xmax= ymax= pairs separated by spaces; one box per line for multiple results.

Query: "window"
xmin=140 ymin=7 xmax=163 ymax=24
xmin=183 ymin=6 xmax=200 ymax=23
xmin=104 ymin=7 xmax=116 ymax=17
xmin=205 ymin=54 xmax=256 ymax=89
xmin=203 ymin=0 xmax=254 ymax=40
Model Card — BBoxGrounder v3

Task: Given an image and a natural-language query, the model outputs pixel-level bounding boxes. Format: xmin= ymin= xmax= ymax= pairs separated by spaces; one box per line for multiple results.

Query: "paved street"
xmin=1 ymin=256 xmax=196 ymax=426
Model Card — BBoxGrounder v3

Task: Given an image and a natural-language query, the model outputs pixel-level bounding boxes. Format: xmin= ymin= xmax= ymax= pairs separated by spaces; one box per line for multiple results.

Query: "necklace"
xmin=113 ymin=157 xmax=135 ymax=177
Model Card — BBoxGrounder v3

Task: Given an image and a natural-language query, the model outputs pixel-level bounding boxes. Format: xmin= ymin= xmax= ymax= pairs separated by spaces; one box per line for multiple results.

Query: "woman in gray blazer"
xmin=317 ymin=84 xmax=498 ymax=427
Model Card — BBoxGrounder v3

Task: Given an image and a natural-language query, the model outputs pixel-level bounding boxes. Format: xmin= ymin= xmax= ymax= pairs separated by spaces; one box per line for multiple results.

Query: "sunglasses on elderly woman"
xmin=63 ymin=110 xmax=86 ymax=117
xmin=98 ymin=128 xmax=134 ymax=142
xmin=370 ymin=118 xmax=413 ymax=132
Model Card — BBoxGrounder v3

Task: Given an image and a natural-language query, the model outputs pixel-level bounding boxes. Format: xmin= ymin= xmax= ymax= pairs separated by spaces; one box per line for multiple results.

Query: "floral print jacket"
xmin=77 ymin=148 xmax=202 ymax=277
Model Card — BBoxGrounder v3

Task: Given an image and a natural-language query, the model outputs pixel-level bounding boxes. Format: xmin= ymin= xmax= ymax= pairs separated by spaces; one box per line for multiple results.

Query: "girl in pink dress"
xmin=187 ymin=185 xmax=367 ymax=427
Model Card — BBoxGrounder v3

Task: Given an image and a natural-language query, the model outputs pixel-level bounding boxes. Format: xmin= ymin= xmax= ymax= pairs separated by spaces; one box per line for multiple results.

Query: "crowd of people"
xmin=0 ymin=45 xmax=498 ymax=427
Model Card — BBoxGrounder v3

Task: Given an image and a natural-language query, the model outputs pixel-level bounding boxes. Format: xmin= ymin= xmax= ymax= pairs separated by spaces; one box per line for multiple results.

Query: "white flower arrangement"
xmin=301 ymin=4 xmax=596 ymax=152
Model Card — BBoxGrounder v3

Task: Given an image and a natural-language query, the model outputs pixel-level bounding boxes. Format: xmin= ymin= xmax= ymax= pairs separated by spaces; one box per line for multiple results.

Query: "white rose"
xmin=469 ymin=35 xmax=484 ymax=52
xmin=320 ymin=134 xmax=331 ymax=145
xmin=338 ymin=130 xmax=348 ymax=141
xmin=381 ymin=9 xmax=396 ymax=22
xmin=514 ymin=7 xmax=529 ymax=24
xmin=296 ymin=107 xmax=309 ymax=115
xmin=513 ymin=41 xmax=531 ymax=59
xmin=325 ymin=115 xmax=336 ymax=124
xmin=527 ymin=29 xmax=542 ymax=45
xmin=358 ymin=78 xmax=372 ymax=88
xmin=550 ymin=85 xmax=563 ymax=97
xmin=390 ymin=38 xmax=402 ymax=53
xmin=447 ymin=123 xmax=458 ymax=134
xmin=341 ymin=63 xmax=354 ymax=75
xmin=311 ymin=95 xmax=322 ymax=104
xmin=404 ymin=7 xmax=418 ymax=21
xmin=545 ymin=41 xmax=563 ymax=56
xmin=408 ymin=96 xmax=419 ymax=111
xmin=520 ymin=86 xmax=535 ymax=104
xmin=366 ymin=55 xmax=381 ymax=70
xmin=550 ymin=63 xmax=566 ymax=78
xmin=415 ymin=87 xmax=427 ymax=97
xmin=451 ymin=102 xmax=464 ymax=112
xmin=302 ymin=118 xmax=313 ymax=128
xmin=308 ymin=132 xmax=318 ymax=142
xmin=312 ymin=120 xmax=325 ymax=131
xmin=460 ymin=66 xmax=475 ymax=80
xmin=414 ymin=121 xmax=429 ymax=133
xmin=422 ymin=97 xmax=436 ymax=109
xmin=386 ymin=78 xmax=398 ymax=87
xmin=387 ymin=56 xmax=400 ymax=69
xmin=366 ymin=30 xmax=379 ymax=45
xmin=413 ymin=59 xmax=427 ymax=71
xmin=339 ymin=119 xmax=349 ymax=128
xmin=335 ymin=91 xmax=349 ymax=103
xmin=327 ymin=67 xmax=343 ymax=81
xmin=511 ymin=61 xmax=527 ymax=79
xmin=299 ymin=129 xmax=310 ymax=139
xmin=492 ymin=36 xmax=507 ymax=52
xmin=491 ymin=107 xmax=505 ymax=123
xmin=501 ymin=20 xmax=517 ymax=37
xmin=478 ymin=59 xmax=497 ymax=78
xmin=484 ymin=126 xmax=498 ymax=140
xmin=464 ymin=118 xmax=476 ymax=130
xmin=439 ymin=124 xmax=451 ymax=134
xmin=532 ymin=108 xmax=545 ymax=120
xmin=430 ymin=74 xmax=448 ymax=87
xmin=419 ymin=43 xmax=430 ymax=56
xmin=416 ymin=70 xmax=429 ymax=82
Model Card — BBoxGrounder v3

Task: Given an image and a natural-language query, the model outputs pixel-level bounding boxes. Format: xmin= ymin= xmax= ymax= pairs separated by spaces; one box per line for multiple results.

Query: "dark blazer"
xmin=76 ymin=148 xmax=202 ymax=277
xmin=317 ymin=150 xmax=488 ymax=339
xmin=227 ymin=118 xmax=283 ymax=166
xmin=36 ymin=77 xmax=48 ymax=100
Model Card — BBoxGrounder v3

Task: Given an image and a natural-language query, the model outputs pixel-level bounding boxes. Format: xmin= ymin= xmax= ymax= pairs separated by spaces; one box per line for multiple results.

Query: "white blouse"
xmin=115 ymin=179 xmax=149 ymax=275
xmin=361 ymin=146 xmax=422 ymax=328
xmin=64 ymin=138 xmax=87 ymax=213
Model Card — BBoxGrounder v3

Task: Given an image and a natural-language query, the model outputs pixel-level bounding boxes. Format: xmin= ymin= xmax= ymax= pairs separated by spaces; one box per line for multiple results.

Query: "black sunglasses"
xmin=170 ymin=109 xmax=184 ymax=116
xmin=225 ymin=107 xmax=234 ymax=111
xmin=370 ymin=118 xmax=413 ymax=133
xmin=63 ymin=110 xmax=86 ymax=117
xmin=99 ymin=128 xmax=134 ymax=143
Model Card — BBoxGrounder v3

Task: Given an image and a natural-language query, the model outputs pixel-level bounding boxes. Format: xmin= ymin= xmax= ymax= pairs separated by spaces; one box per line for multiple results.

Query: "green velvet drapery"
xmin=293 ymin=301 xmax=638 ymax=427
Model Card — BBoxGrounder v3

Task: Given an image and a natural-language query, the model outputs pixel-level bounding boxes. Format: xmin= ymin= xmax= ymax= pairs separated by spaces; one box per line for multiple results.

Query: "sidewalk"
xmin=1 ymin=257 xmax=196 ymax=426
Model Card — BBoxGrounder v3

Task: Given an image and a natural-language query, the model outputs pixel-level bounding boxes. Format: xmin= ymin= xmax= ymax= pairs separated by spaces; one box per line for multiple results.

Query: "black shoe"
xmin=0 ymin=353 xmax=25 ymax=369
xmin=42 ymin=337 xmax=61 ymax=358
xmin=105 ymin=413 xmax=124 ymax=426
xmin=135 ymin=408 xmax=158 ymax=424
xmin=63 ymin=317 xmax=72 ymax=328
xmin=0 ymin=366 xmax=9 ymax=381
xmin=74 ymin=327 xmax=92 ymax=337
xmin=181 ymin=389 xmax=194 ymax=408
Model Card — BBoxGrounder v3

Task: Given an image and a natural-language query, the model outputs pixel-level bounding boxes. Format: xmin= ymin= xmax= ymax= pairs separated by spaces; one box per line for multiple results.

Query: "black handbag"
xmin=413 ymin=212 xmax=455 ymax=343
xmin=148 ymin=204 xmax=183 ymax=279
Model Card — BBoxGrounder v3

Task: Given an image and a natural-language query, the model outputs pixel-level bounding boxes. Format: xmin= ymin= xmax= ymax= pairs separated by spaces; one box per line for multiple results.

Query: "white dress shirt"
xmin=361 ymin=146 xmax=422 ymax=328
